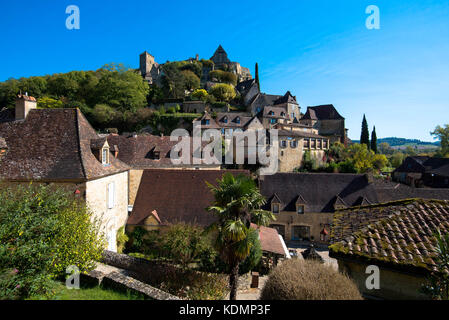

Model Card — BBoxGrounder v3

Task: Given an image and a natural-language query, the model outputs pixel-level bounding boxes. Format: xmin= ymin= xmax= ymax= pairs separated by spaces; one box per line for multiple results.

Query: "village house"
xmin=299 ymin=104 xmax=348 ymax=145
xmin=259 ymin=172 xmax=449 ymax=245
xmin=259 ymin=173 xmax=379 ymax=243
xmin=329 ymin=199 xmax=449 ymax=300
xmin=273 ymin=122 xmax=329 ymax=172
xmin=393 ymin=156 xmax=449 ymax=188
xmin=128 ymin=169 xmax=287 ymax=258
xmin=0 ymin=94 xmax=130 ymax=252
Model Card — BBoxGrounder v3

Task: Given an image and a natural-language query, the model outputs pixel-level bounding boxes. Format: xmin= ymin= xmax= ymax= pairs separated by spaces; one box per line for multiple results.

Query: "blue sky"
xmin=1 ymin=0 xmax=448 ymax=141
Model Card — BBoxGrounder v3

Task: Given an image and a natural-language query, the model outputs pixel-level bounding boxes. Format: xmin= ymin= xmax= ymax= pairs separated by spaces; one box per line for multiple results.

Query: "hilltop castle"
xmin=139 ymin=45 xmax=252 ymax=85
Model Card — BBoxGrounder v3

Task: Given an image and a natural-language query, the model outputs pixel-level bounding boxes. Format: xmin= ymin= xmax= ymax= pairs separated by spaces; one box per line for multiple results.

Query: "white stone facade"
xmin=86 ymin=171 xmax=129 ymax=252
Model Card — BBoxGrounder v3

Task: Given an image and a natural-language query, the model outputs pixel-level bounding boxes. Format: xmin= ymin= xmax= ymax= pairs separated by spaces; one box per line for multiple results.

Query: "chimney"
xmin=15 ymin=93 xmax=37 ymax=120
xmin=113 ymin=145 xmax=119 ymax=158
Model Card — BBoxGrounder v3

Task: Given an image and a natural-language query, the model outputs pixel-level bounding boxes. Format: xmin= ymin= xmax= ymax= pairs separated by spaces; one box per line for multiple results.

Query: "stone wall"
xmin=128 ymin=169 xmax=143 ymax=205
xmin=278 ymin=138 xmax=326 ymax=172
xmin=337 ymin=259 xmax=429 ymax=300
xmin=269 ymin=211 xmax=333 ymax=242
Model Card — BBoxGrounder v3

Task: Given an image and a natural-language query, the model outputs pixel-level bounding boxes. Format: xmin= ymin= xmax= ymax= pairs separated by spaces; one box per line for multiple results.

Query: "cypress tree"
xmin=371 ymin=126 xmax=378 ymax=153
xmin=255 ymin=63 xmax=260 ymax=90
xmin=360 ymin=114 xmax=370 ymax=148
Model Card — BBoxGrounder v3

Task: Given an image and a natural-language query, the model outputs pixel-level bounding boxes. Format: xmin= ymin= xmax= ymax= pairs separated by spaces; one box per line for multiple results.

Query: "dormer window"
xmin=235 ymin=117 xmax=240 ymax=124
xmin=281 ymin=112 xmax=285 ymax=117
xmin=223 ymin=116 xmax=228 ymax=123
xmin=269 ymin=111 xmax=275 ymax=116
xmin=102 ymin=147 xmax=110 ymax=165
xmin=272 ymin=203 xmax=280 ymax=214
xmin=297 ymin=205 xmax=305 ymax=214
xmin=153 ymin=151 xmax=160 ymax=159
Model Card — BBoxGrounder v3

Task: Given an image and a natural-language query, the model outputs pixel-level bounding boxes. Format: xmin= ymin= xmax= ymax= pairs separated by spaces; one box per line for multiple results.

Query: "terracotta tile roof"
xmin=107 ymin=134 xmax=216 ymax=169
xmin=17 ymin=93 xmax=36 ymax=102
xmin=0 ymin=108 xmax=128 ymax=181
xmin=251 ymin=223 xmax=286 ymax=256
xmin=330 ymin=199 xmax=449 ymax=273
xmin=128 ymin=169 xmax=250 ymax=226
xmin=302 ymin=105 xmax=344 ymax=120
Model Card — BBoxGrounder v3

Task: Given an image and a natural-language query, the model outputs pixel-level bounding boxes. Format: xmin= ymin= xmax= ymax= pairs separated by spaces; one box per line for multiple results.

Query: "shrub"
xmin=0 ymin=184 xmax=104 ymax=299
xmin=260 ymin=259 xmax=362 ymax=300
xmin=209 ymin=70 xmax=237 ymax=86
xmin=116 ymin=226 xmax=129 ymax=254
xmin=209 ymin=83 xmax=236 ymax=102
xmin=159 ymin=223 xmax=210 ymax=269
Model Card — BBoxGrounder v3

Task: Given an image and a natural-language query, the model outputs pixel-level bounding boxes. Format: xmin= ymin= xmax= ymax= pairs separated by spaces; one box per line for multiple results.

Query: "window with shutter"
xmin=107 ymin=182 xmax=115 ymax=209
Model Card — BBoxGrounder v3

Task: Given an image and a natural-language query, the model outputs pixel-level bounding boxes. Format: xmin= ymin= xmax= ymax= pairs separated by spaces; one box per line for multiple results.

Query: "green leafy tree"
xmin=372 ymin=153 xmax=388 ymax=170
xmin=360 ymin=114 xmax=370 ymax=148
xmin=421 ymin=229 xmax=449 ymax=300
xmin=378 ymin=142 xmax=393 ymax=155
xmin=371 ymin=126 xmax=378 ymax=153
xmin=91 ymin=104 xmax=116 ymax=126
xmin=209 ymin=83 xmax=236 ymax=102
xmin=0 ymin=184 xmax=104 ymax=299
xmin=181 ymin=70 xmax=200 ymax=91
xmin=390 ymin=152 xmax=406 ymax=168
xmin=37 ymin=96 xmax=63 ymax=109
xmin=431 ymin=125 xmax=449 ymax=157
xmin=206 ymin=173 xmax=275 ymax=300
xmin=209 ymin=70 xmax=237 ymax=86
xmin=96 ymin=66 xmax=149 ymax=112
xmin=191 ymin=89 xmax=209 ymax=102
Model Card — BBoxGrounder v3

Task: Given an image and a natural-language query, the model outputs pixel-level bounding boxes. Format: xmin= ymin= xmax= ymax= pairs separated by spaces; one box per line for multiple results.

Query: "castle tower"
xmin=15 ymin=92 xmax=37 ymax=120
xmin=139 ymin=51 xmax=160 ymax=84
xmin=210 ymin=45 xmax=231 ymax=68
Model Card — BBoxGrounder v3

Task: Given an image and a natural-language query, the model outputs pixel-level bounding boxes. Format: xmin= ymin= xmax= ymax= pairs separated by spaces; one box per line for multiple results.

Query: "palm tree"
xmin=206 ymin=173 xmax=275 ymax=300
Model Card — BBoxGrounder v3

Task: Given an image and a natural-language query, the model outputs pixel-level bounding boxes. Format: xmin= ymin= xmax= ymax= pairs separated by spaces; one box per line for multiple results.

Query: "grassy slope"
xmin=28 ymin=282 xmax=145 ymax=300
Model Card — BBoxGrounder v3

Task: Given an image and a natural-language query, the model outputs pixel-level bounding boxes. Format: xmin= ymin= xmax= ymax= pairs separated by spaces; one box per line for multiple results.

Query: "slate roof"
xmin=329 ymin=199 xmax=449 ymax=274
xmin=249 ymin=93 xmax=283 ymax=111
xmin=302 ymin=105 xmax=344 ymax=120
xmin=106 ymin=134 xmax=215 ymax=169
xmin=263 ymin=106 xmax=289 ymax=119
xmin=236 ymin=79 xmax=257 ymax=95
xmin=395 ymin=156 xmax=449 ymax=177
xmin=128 ymin=169 xmax=249 ymax=226
xmin=273 ymin=91 xmax=298 ymax=105
xmin=215 ymin=112 xmax=255 ymax=129
xmin=0 ymin=108 xmax=129 ymax=181
xmin=372 ymin=179 xmax=449 ymax=202
xmin=259 ymin=173 xmax=380 ymax=213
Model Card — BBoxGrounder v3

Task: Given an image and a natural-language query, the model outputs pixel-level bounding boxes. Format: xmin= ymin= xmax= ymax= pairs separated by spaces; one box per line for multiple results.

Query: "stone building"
xmin=300 ymin=104 xmax=347 ymax=145
xmin=0 ymin=94 xmax=130 ymax=252
xmin=139 ymin=51 xmax=161 ymax=85
xmin=274 ymin=123 xmax=329 ymax=172
xmin=393 ymin=156 xmax=449 ymax=188
xmin=210 ymin=45 xmax=252 ymax=81
xmin=330 ymin=199 xmax=449 ymax=300
xmin=259 ymin=173 xmax=379 ymax=243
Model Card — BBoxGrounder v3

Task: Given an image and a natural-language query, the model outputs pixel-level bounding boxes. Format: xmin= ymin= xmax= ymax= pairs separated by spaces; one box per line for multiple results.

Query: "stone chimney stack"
xmin=15 ymin=92 xmax=37 ymax=120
